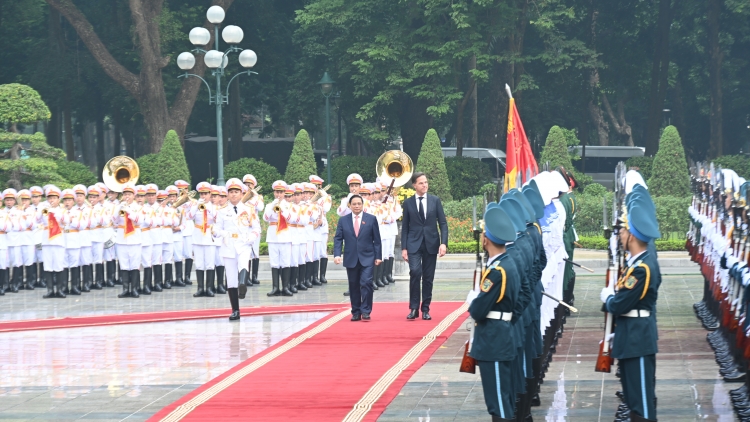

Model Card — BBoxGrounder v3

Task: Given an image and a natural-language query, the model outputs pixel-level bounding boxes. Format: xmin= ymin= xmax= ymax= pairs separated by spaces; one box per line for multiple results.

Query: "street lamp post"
xmin=318 ymin=72 xmax=335 ymax=184
xmin=176 ymin=5 xmax=257 ymax=185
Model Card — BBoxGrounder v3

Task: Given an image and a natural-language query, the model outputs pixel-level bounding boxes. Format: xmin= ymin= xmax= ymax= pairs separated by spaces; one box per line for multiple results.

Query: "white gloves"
xmin=606 ymin=333 xmax=615 ymax=342
xmin=600 ymin=286 xmax=615 ymax=304
xmin=466 ymin=289 xmax=479 ymax=305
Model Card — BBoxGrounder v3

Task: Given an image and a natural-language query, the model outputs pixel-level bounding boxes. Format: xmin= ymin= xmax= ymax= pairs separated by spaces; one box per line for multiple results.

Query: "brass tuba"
xmin=375 ymin=150 xmax=413 ymax=196
xmin=103 ymin=156 xmax=140 ymax=193
xmin=173 ymin=190 xmax=196 ymax=208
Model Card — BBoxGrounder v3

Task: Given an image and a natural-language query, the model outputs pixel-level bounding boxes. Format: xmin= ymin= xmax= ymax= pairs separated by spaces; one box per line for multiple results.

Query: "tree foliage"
xmin=0 ymin=84 xmax=51 ymax=129
xmin=416 ymin=129 xmax=452 ymax=201
xmin=137 ymin=130 xmax=191 ymax=188
xmin=648 ymin=125 xmax=690 ymax=197
xmin=55 ymin=159 xmax=97 ymax=187
xmin=444 ymin=156 xmax=492 ymax=200
xmin=540 ymin=126 xmax=574 ymax=170
xmin=224 ymin=157 xmax=283 ymax=191
xmin=713 ymin=155 xmax=750 ymax=180
xmin=330 ymin=155 xmax=378 ymax=188
xmin=284 ymin=129 xmax=318 ymax=183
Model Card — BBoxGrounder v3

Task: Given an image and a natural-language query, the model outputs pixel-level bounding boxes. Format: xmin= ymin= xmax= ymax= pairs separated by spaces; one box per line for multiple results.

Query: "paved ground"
xmin=0 ymin=257 xmax=732 ymax=421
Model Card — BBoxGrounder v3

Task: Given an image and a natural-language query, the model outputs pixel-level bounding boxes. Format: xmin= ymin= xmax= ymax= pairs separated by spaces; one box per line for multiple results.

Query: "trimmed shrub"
xmin=444 ymin=156 xmax=493 ymax=200
xmin=625 ymin=156 xmax=654 ymax=181
xmin=583 ymin=183 xmax=608 ymax=196
xmin=540 ymin=126 xmax=574 ymax=170
xmin=0 ymin=84 xmax=51 ymax=128
xmin=648 ymin=125 xmax=689 ymax=197
xmin=137 ymin=130 xmax=191 ymax=189
xmin=326 ymin=183 xmax=346 ymax=200
xmin=443 ymin=196 xmax=486 ymax=221
xmin=284 ymin=129 xmax=318 ymax=183
xmin=0 ymin=132 xmax=69 ymax=188
xmin=224 ymin=157 xmax=282 ymax=191
xmin=713 ymin=154 xmax=750 ymax=179
xmin=416 ymin=129 xmax=452 ymax=201
xmin=56 ymin=159 xmax=97 ymax=187
xmin=330 ymin=155 xmax=378 ymax=188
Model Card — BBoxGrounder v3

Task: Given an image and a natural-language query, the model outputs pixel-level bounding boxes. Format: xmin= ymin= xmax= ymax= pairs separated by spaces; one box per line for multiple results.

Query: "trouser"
xmin=80 ymin=246 xmax=93 ymax=266
xmin=8 ymin=246 xmax=22 ymax=267
xmin=0 ymin=248 xmax=8 ymax=270
xmin=116 ymin=244 xmax=141 ymax=271
xmin=346 ymin=261 xmax=374 ymax=315
xmin=141 ymin=244 xmax=153 ymax=268
xmin=162 ymin=242 xmax=174 ymax=264
xmin=152 ymin=243 xmax=163 ymax=266
xmin=268 ymin=242 xmax=291 ymax=268
xmin=104 ymin=244 xmax=117 ymax=261
xmin=290 ymin=243 xmax=302 ymax=267
xmin=173 ymin=238 xmax=184 ymax=261
xmin=620 ymin=354 xmax=657 ymax=420
xmin=18 ymin=245 xmax=35 ymax=266
xmin=92 ymin=242 xmax=104 ymax=264
xmin=42 ymin=245 xmax=65 ymax=272
xmin=222 ymin=252 xmax=251 ymax=289
xmin=182 ymin=237 xmax=193 ymax=259
xmin=478 ymin=360 xmax=515 ymax=419
xmin=314 ymin=240 xmax=326 ymax=260
xmin=66 ymin=248 xmax=81 ymax=268
xmin=407 ymin=241 xmax=437 ymax=312
xmin=382 ymin=236 xmax=395 ymax=259
xmin=214 ymin=245 xmax=223 ymax=267
xmin=305 ymin=240 xmax=314 ymax=263
xmin=193 ymin=244 xmax=216 ymax=270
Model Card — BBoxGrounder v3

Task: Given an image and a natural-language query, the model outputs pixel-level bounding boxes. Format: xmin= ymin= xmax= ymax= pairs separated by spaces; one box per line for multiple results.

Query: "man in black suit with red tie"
xmin=401 ymin=172 xmax=449 ymax=320
xmin=334 ymin=195 xmax=382 ymax=321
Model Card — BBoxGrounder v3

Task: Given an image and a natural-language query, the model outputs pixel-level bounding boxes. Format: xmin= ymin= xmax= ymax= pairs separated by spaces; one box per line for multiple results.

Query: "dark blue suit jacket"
xmin=401 ymin=193 xmax=449 ymax=254
xmin=334 ymin=212 xmax=382 ymax=268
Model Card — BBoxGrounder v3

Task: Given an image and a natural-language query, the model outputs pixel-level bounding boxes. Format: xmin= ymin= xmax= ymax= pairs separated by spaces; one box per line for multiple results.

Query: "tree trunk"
xmin=229 ymin=76 xmax=243 ymax=161
xmin=96 ymin=111 xmax=105 ymax=173
xmin=398 ymin=97 xmax=433 ymax=160
xmin=644 ymin=0 xmax=671 ymax=155
xmin=469 ymin=54 xmax=478 ymax=148
xmin=46 ymin=104 xmax=61 ymax=148
xmin=601 ymin=93 xmax=634 ymax=146
xmin=671 ymin=78 xmax=687 ymax=145
xmin=113 ymin=107 xmax=123 ymax=156
xmin=479 ymin=61 xmax=508 ymax=150
xmin=587 ymin=6 xmax=609 ymax=146
xmin=63 ymin=87 xmax=75 ymax=160
xmin=707 ymin=0 xmax=724 ymax=158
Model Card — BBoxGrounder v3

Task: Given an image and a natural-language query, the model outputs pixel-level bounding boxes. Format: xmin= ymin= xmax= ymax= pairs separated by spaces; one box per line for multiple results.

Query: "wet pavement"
xmin=0 ymin=265 xmax=729 ymax=421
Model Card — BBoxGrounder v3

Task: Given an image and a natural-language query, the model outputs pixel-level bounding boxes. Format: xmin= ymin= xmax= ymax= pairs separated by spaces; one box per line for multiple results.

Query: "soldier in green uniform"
xmin=558 ymin=167 xmax=578 ymax=312
xmin=600 ymin=188 xmax=661 ymax=422
xmin=468 ymin=205 xmax=521 ymax=422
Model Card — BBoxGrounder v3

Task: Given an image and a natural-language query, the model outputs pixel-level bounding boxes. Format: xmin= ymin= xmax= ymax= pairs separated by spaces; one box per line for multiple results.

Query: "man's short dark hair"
xmin=411 ymin=172 xmax=427 ymax=184
xmin=349 ymin=194 xmax=363 ymax=204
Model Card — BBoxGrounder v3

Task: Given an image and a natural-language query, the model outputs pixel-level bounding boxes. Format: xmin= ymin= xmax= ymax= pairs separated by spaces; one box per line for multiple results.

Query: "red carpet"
xmin=0 ymin=303 xmax=345 ymax=333
xmin=149 ymin=301 xmax=468 ymax=422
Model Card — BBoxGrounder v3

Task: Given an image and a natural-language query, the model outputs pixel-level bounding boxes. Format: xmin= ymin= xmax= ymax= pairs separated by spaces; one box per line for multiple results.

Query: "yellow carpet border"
xmin=158 ymin=309 xmax=351 ymax=422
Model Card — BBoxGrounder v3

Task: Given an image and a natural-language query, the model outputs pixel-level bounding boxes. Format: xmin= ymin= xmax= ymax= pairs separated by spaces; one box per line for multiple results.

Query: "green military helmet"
xmin=499 ymin=199 xmax=526 ymax=233
xmin=521 ymin=185 xmax=545 ymax=219
xmin=483 ymin=206 xmax=517 ymax=245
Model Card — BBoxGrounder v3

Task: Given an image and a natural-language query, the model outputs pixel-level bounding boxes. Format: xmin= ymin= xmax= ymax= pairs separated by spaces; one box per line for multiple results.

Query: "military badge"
xmin=481 ymin=278 xmax=493 ymax=292
xmin=624 ymin=276 xmax=638 ymax=289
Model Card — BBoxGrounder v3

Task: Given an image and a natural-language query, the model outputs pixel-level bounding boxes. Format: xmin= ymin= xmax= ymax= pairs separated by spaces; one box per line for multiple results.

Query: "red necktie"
xmin=354 ymin=214 xmax=360 ymax=237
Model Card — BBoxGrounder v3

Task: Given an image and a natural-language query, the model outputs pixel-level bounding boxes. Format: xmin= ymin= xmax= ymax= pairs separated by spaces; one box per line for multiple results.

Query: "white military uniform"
xmin=213 ymin=201 xmax=260 ymax=288
xmin=37 ymin=202 xmax=68 ymax=272
xmin=264 ymin=194 xmax=293 ymax=269
xmin=114 ymin=200 xmax=144 ymax=271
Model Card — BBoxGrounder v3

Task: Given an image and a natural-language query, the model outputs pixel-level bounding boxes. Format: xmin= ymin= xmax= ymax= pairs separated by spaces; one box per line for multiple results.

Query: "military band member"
xmin=175 ymin=180 xmax=194 ymax=285
xmin=155 ymin=189 xmax=171 ymax=289
xmin=382 ymin=181 xmax=401 ymax=284
xmin=304 ymin=182 xmax=322 ymax=287
xmin=71 ymin=185 xmax=94 ymax=293
xmin=289 ymin=183 xmax=306 ymax=293
xmin=99 ymin=183 xmax=118 ymax=287
xmin=37 ymin=186 xmax=69 ymax=298
xmin=134 ymin=185 xmax=152 ymax=294
xmin=58 ymin=189 xmax=80 ymax=295
xmin=264 ymin=181 xmax=293 ymax=296
xmin=212 ymin=179 xmax=261 ymax=320
xmin=165 ymin=185 xmax=186 ymax=287
xmin=600 ymin=186 xmax=661 ymax=422
xmin=337 ymin=173 xmax=363 ymax=217
xmin=29 ymin=186 xmax=45 ymax=288
xmin=144 ymin=185 xmax=162 ymax=291
xmin=4 ymin=189 xmax=24 ymax=293
xmin=214 ymin=186 xmax=229 ymax=294
xmin=87 ymin=186 xmax=105 ymax=290
xmin=243 ymin=174 xmax=264 ymax=286
xmin=467 ymin=205 xmax=521 ymax=422
xmin=310 ymin=175 xmax=330 ymax=284
xmin=190 ymin=182 xmax=217 ymax=297
xmin=12 ymin=189 xmax=34 ymax=291
xmin=0 ymin=192 xmax=9 ymax=295
xmin=115 ymin=185 xmax=145 ymax=298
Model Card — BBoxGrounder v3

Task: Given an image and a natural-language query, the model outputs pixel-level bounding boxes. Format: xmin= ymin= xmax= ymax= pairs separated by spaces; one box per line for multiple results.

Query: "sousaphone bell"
xmin=102 ymin=156 xmax=140 ymax=193
xmin=375 ymin=150 xmax=413 ymax=198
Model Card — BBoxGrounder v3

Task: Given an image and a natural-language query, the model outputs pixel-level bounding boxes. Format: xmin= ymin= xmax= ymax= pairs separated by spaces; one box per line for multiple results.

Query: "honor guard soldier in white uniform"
xmin=175 ymin=180 xmax=194 ymax=285
xmin=264 ymin=181 xmax=293 ymax=296
xmin=370 ymin=183 xmax=388 ymax=288
xmin=37 ymin=186 xmax=69 ymax=298
xmin=338 ymin=174 xmax=362 ymax=297
xmin=288 ymin=183 xmax=305 ymax=293
xmin=16 ymin=189 xmax=36 ymax=291
xmin=5 ymin=189 xmax=25 ymax=293
xmin=144 ymin=185 xmax=162 ymax=291
xmin=310 ymin=175 xmax=330 ymax=284
xmin=72 ymin=185 xmax=95 ymax=292
xmin=155 ymin=189 xmax=171 ymax=289
xmin=2 ymin=190 xmax=20 ymax=293
xmin=0 ymin=192 xmax=10 ymax=295
xmin=303 ymin=183 xmax=321 ymax=287
xmin=213 ymin=186 xmax=229 ymax=294
xmin=212 ymin=178 xmax=261 ymax=320
xmin=99 ymin=183 xmax=118 ymax=287
xmin=115 ymin=185 xmax=145 ymax=298
xmin=190 ymin=182 xmax=217 ymax=297
xmin=134 ymin=185 xmax=153 ymax=294
xmin=29 ymin=186 xmax=45 ymax=288
xmin=243 ymin=174 xmax=263 ymax=286
xmin=60 ymin=189 xmax=81 ymax=295
xmin=166 ymin=185 xmax=187 ymax=287
xmin=87 ymin=186 xmax=105 ymax=290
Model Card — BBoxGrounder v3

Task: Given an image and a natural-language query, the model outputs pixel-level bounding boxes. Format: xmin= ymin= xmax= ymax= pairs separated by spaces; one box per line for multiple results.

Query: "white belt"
xmin=622 ymin=309 xmax=650 ymax=317
xmin=486 ymin=311 xmax=512 ymax=321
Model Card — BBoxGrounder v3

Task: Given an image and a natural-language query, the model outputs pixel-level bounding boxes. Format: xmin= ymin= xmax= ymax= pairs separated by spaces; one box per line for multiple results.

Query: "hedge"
xmin=224 ymin=157 xmax=282 ymax=191
xmin=444 ymin=156 xmax=492 ymax=200
xmin=713 ymin=154 xmax=750 ymax=180
xmin=416 ymin=129 xmax=452 ymax=201
xmin=284 ymin=129 xmax=318 ymax=183
xmin=330 ymin=155 xmax=378 ymax=188
xmin=138 ymin=130 xmax=191 ymax=188
xmin=56 ymin=159 xmax=97 ymax=187
xmin=648 ymin=125 xmax=689 ymax=197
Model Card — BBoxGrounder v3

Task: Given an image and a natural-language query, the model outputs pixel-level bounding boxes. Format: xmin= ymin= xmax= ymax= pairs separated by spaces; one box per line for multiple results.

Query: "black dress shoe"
xmin=229 ymin=311 xmax=240 ymax=321
xmin=351 ymin=314 xmax=361 ymax=321
xmin=344 ymin=291 xmax=350 ymax=296
xmin=422 ymin=312 xmax=431 ymax=320
xmin=407 ymin=309 xmax=419 ymax=320
xmin=362 ymin=313 xmax=371 ymax=321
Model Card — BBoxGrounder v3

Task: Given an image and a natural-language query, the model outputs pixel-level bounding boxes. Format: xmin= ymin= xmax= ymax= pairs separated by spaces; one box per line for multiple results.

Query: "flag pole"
xmin=505 ymin=84 xmax=513 ymax=100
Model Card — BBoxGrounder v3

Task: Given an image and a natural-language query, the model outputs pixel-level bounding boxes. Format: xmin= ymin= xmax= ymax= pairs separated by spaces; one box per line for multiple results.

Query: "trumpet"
xmin=310 ymin=185 xmax=331 ymax=203
xmin=273 ymin=199 xmax=284 ymax=213
xmin=198 ymin=200 xmax=207 ymax=211
xmin=241 ymin=185 xmax=262 ymax=203
xmin=41 ymin=208 xmax=49 ymax=216
xmin=173 ymin=190 xmax=196 ymax=208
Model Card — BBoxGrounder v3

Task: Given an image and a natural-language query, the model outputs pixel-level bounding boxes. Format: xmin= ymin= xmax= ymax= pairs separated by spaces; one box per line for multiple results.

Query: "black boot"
xmin=92 ymin=263 xmax=104 ymax=289
xmin=491 ymin=416 xmax=515 ymax=422
xmin=387 ymin=257 xmax=396 ymax=283
xmin=164 ymin=263 xmax=174 ymax=288
xmin=130 ymin=270 xmax=140 ymax=298
xmin=35 ymin=263 xmax=46 ymax=288
xmin=289 ymin=266 xmax=298 ymax=294
xmin=9 ymin=267 xmax=22 ymax=293
xmin=245 ymin=260 xmax=253 ymax=286
xmin=141 ymin=267 xmax=152 ymax=295
xmin=310 ymin=262 xmax=322 ymax=286
xmin=183 ymin=258 xmax=193 ymax=285
xmin=215 ymin=266 xmax=227 ymax=294
xmin=118 ymin=269 xmax=131 ymax=298
xmin=267 ymin=268 xmax=281 ymax=296
xmin=205 ymin=269 xmax=216 ymax=297
xmin=0 ymin=269 xmax=6 ymax=295
xmin=252 ymin=258 xmax=260 ymax=284
xmin=281 ymin=267 xmax=293 ymax=296
xmin=238 ymin=269 xmax=249 ymax=299
xmin=228 ymin=288 xmax=240 ymax=321
xmin=81 ymin=265 xmax=92 ymax=293
xmin=69 ymin=267 xmax=81 ymax=295
xmin=303 ymin=263 xmax=313 ymax=288
xmin=115 ymin=262 xmax=123 ymax=285
xmin=0 ymin=268 xmax=8 ymax=293
xmin=375 ymin=264 xmax=385 ymax=288
xmin=25 ymin=265 xmax=36 ymax=290
xmin=295 ymin=266 xmax=307 ymax=291
xmin=310 ymin=260 xmax=320 ymax=286
xmin=380 ymin=260 xmax=389 ymax=285
xmin=54 ymin=272 xmax=66 ymax=298
xmin=42 ymin=271 xmax=54 ymax=298
xmin=319 ymin=257 xmax=328 ymax=284
xmin=194 ymin=270 xmax=206 ymax=297
xmin=61 ymin=268 xmax=70 ymax=294
xmin=152 ymin=264 xmax=163 ymax=292
xmin=174 ymin=262 xmax=186 ymax=287
xmin=105 ymin=261 xmax=115 ymax=287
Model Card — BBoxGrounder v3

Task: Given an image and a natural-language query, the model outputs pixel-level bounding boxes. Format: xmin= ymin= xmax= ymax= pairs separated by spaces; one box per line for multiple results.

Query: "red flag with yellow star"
xmin=504 ymin=90 xmax=538 ymax=192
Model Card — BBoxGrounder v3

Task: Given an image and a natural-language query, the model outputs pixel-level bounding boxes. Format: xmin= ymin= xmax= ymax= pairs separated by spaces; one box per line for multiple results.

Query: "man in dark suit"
xmin=334 ymin=195 xmax=382 ymax=321
xmin=401 ymin=172 xmax=449 ymax=320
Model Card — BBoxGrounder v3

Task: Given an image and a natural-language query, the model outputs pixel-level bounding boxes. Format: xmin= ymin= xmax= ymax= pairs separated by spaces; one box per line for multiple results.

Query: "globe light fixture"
xmin=176 ymin=52 xmax=196 ymax=70
xmin=222 ymin=25 xmax=244 ymax=44
xmin=189 ymin=27 xmax=211 ymax=46
xmin=239 ymin=49 xmax=257 ymax=68
xmin=204 ymin=50 xmax=223 ymax=69
xmin=206 ymin=6 xmax=225 ymax=24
